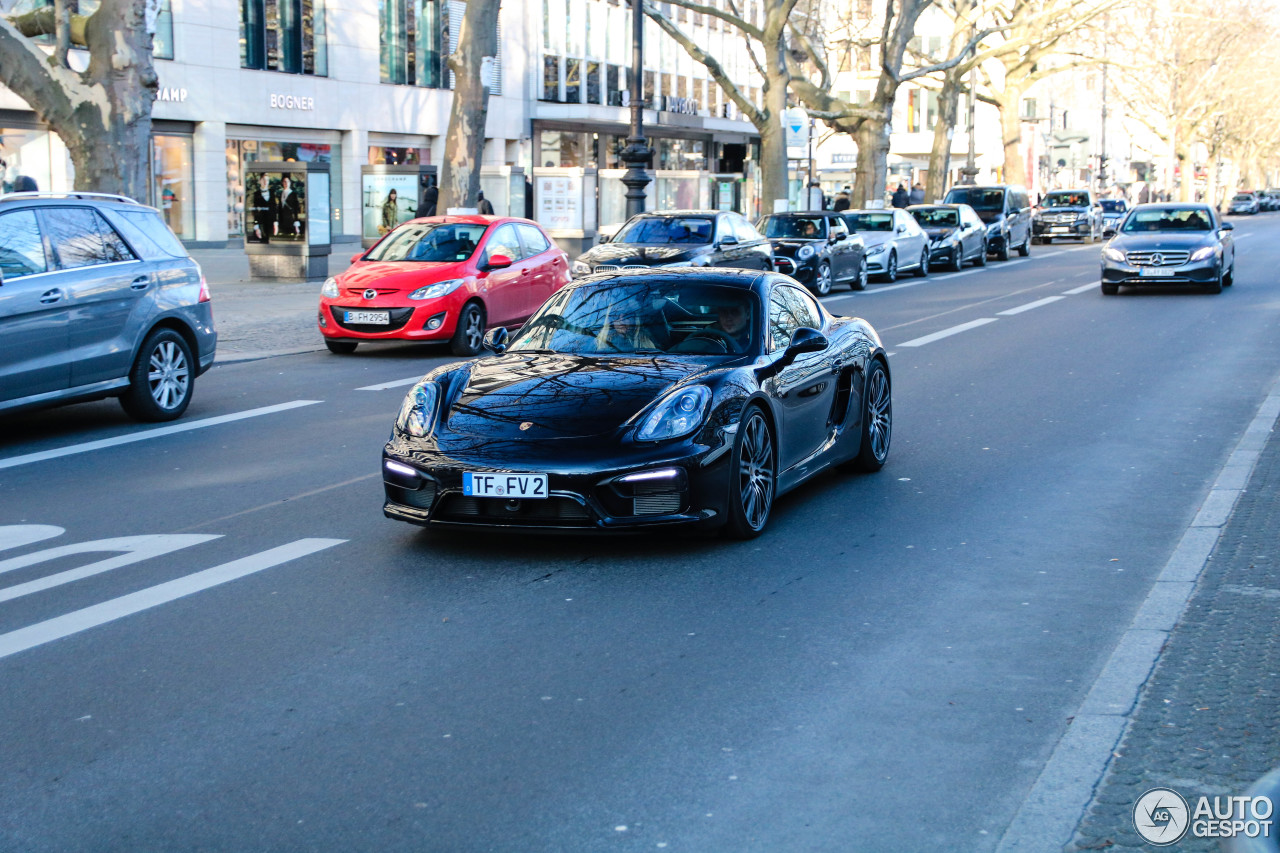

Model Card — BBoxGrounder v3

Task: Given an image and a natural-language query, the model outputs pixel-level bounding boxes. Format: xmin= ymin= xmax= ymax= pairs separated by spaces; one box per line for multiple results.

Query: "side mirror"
xmin=482 ymin=327 xmax=509 ymax=354
xmin=486 ymin=254 xmax=514 ymax=270
xmin=777 ymin=327 xmax=829 ymax=368
xmin=1221 ymin=221 xmax=1235 ymax=231
xmin=719 ymin=235 xmax=739 ymax=247
xmin=896 ymin=225 xmax=906 ymax=234
xmin=350 ymin=252 xmax=365 ymax=264
xmin=597 ymin=233 xmax=611 ymax=244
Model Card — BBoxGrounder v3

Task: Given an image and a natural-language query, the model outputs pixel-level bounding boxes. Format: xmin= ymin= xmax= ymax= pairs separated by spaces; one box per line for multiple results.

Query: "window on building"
xmin=543 ymin=55 xmax=562 ymax=101
xmin=241 ymin=0 xmax=328 ymax=75
xmin=586 ymin=60 xmax=601 ymax=104
xmin=539 ymin=131 xmax=586 ymax=167
xmin=150 ymin=134 xmax=195 ymax=240
xmin=607 ymin=64 xmax=622 ymax=106
xmin=153 ymin=0 xmax=175 ymax=59
xmin=380 ymin=0 xmax=449 ymax=87
xmin=565 ymin=57 xmax=582 ymax=103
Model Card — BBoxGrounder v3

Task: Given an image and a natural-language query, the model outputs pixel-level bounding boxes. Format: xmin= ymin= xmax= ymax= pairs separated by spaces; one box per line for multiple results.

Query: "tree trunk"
xmin=926 ymin=71 xmax=963 ymax=202
xmin=854 ymin=119 xmax=890 ymax=208
xmin=998 ymin=83 xmax=1026 ymax=186
xmin=0 ymin=0 xmax=156 ymax=198
xmin=758 ymin=53 xmax=791 ymax=213
xmin=439 ymin=0 xmax=500 ymax=212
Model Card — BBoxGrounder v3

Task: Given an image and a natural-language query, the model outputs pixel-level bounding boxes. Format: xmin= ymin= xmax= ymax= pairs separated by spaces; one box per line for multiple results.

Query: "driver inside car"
xmin=705 ymin=301 xmax=752 ymax=352
xmin=597 ymin=310 xmax=658 ymax=352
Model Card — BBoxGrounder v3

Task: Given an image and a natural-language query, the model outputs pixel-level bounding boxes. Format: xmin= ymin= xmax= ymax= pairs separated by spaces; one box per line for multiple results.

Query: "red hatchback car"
xmin=319 ymin=215 xmax=570 ymax=355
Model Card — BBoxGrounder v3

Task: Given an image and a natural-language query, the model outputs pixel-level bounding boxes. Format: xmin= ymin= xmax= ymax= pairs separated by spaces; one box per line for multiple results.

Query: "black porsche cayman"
xmin=381 ymin=269 xmax=891 ymax=538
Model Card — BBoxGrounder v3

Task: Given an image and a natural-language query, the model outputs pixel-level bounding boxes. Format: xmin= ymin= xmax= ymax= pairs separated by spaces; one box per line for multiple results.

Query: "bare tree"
xmin=438 ymin=0 xmax=502 ymax=212
xmin=0 ymin=0 xmax=158 ymax=198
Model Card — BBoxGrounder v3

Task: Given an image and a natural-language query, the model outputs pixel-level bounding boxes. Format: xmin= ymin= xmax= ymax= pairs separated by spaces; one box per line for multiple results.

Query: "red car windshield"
xmin=366 ymin=222 xmax=488 ymax=262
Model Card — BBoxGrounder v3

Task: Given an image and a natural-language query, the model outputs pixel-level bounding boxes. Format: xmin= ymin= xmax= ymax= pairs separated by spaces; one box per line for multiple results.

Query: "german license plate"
xmin=1140 ymin=268 xmax=1175 ymax=277
xmin=1050 ymin=227 xmax=1070 ymax=234
xmin=345 ymin=310 xmax=390 ymax=324
xmin=463 ymin=472 xmax=548 ymax=499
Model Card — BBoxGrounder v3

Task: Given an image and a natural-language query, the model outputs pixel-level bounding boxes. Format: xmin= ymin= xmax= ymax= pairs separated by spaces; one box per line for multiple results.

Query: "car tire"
xmin=450 ymin=301 xmax=486 ymax=356
xmin=723 ymin=407 xmax=776 ymax=539
xmin=850 ymin=260 xmax=868 ymax=291
xmin=883 ymin=251 xmax=898 ymax=282
xmin=995 ymin=237 xmax=1010 ymax=261
xmin=1018 ymin=232 xmax=1031 ymax=256
xmin=119 ymin=328 xmax=194 ymax=422
xmin=1224 ymin=265 xmax=1234 ymax=287
xmin=845 ymin=359 xmax=891 ymax=472
xmin=1208 ymin=268 xmax=1223 ymax=294
xmin=325 ymin=340 xmax=358 ymax=354
xmin=950 ymin=246 xmax=963 ymax=272
xmin=914 ymin=248 xmax=930 ymax=277
xmin=813 ymin=262 xmax=833 ymax=296
xmin=1101 ymin=282 xmax=1119 ymax=295
xmin=1041 ymin=236 xmax=1052 ymax=245
xmin=974 ymin=243 xmax=987 ymax=266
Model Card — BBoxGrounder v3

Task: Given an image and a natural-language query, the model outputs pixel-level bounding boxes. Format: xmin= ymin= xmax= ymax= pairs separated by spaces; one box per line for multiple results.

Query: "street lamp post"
xmin=619 ymin=0 xmax=652 ymax=219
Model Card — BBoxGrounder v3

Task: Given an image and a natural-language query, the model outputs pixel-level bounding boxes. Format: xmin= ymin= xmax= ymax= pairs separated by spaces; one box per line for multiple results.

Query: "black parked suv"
xmin=0 ymin=192 xmax=217 ymax=421
xmin=942 ymin=184 xmax=1033 ymax=260
xmin=572 ymin=210 xmax=772 ymax=276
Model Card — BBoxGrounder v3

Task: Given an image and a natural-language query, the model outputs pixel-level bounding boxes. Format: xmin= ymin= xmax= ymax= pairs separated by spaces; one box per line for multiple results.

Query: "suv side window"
xmin=732 ymin=214 xmax=762 ymax=243
xmin=39 ymin=207 xmax=137 ymax=269
xmin=0 ymin=209 xmax=49 ymax=279
xmin=115 ymin=209 xmax=187 ymax=259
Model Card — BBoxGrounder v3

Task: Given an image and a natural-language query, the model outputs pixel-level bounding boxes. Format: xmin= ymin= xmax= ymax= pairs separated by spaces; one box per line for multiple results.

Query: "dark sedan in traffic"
xmin=382 ymin=270 xmax=891 ymax=538
xmin=757 ymin=211 xmax=868 ymax=294
xmin=1100 ymin=204 xmax=1235 ymax=294
xmin=907 ymin=203 xmax=988 ymax=270
xmin=571 ymin=211 xmax=772 ymax=277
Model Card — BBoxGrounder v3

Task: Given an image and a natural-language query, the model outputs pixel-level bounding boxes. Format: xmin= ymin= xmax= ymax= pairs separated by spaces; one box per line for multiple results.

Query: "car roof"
xmin=842 ymin=209 xmax=896 ymax=214
xmin=906 ymin=203 xmax=962 ymax=209
xmin=405 ymin=214 xmax=511 ymax=226
xmin=635 ymin=210 xmax=723 ymax=217
xmin=1045 ymin=188 xmax=1092 ymax=193
xmin=568 ymin=267 xmax=769 ymax=291
xmin=0 ymin=192 xmax=159 ymax=214
xmin=1134 ymin=202 xmax=1214 ymax=210
xmin=764 ymin=210 xmax=838 ymax=217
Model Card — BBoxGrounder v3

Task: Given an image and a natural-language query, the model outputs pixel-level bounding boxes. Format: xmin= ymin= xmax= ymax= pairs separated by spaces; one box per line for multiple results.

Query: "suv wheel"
xmin=120 ymin=328 xmax=194 ymax=422
xmin=1017 ymin=232 xmax=1031 ymax=256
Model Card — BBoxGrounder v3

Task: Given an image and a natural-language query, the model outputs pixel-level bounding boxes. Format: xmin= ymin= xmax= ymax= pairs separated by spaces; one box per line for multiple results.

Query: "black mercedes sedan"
xmin=571 ymin=211 xmax=773 ymax=277
xmin=907 ymin=203 xmax=988 ymax=270
xmin=1100 ymin=203 xmax=1236 ymax=294
xmin=382 ymin=269 xmax=891 ymax=538
xmin=756 ymin=211 xmax=868 ymax=294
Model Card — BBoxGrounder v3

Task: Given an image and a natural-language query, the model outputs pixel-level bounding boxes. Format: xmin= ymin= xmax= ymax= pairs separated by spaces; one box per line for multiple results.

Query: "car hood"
xmin=576 ymin=244 xmax=710 ymax=267
xmin=858 ymin=232 xmax=895 ymax=248
xmin=974 ymin=210 xmax=1004 ymax=225
xmin=441 ymin=353 xmax=712 ymax=440
xmin=1039 ymin=206 xmax=1088 ymax=215
xmin=921 ymin=226 xmax=957 ymax=240
xmin=337 ymin=261 xmax=470 ymax=292
xmin=1109 ymin=233 xmax=1218 ymax=251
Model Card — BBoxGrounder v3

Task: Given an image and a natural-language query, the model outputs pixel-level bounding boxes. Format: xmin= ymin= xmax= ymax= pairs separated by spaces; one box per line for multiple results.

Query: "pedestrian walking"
xmin=476 ymin=191 xmax=495 ymax=215
xmin=832 ymin=190 xmax=850 ymax=212
xmin=892 ymin=184 xmax=909 ymax=208
xmin=416 ymin=185 xmax=438 ymax=218
xmin=908 ymin=183 xmax=925 ymax=205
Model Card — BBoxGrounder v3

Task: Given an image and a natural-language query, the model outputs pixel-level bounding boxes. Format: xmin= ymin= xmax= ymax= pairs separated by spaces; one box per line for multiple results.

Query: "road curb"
xmin=995 ymin=373 xmax=1280 ymax=852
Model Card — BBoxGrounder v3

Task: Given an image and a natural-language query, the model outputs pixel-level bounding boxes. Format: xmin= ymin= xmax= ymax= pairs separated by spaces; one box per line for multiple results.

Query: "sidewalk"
xmin=1062 ymin=391 xmax=1280 ymax=850
xmin=190 ymin=246 xmax=355 ymax=362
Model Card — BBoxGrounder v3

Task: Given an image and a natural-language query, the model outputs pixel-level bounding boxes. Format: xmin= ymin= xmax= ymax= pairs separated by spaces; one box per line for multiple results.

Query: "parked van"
xmin=942 ymin=184 xmax=1033 ymax=260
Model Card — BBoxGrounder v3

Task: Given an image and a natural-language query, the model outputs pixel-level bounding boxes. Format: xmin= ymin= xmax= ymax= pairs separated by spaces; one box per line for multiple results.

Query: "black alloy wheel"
xmin=813 ymin=262 xmax=833 ymax=296
xmin=995 ymin=234 xmax=1011 ymax=261
xmin=450 ymin=301 xmax=486 ymax=356
xmin=326 ymin=340 xmax=358 ymax=354
xmin=914 ymin=248 xmax=930 ymax=277
xmin=950 ymin=246 xmax=963 ymax=271
xmin=845 ymin=359 xmax=891 ymax=472
xmin=850 ymin=259 xmax=868 ymax=291
xmin=883 ymin=251 xmax=898 ymax=282
xmin=1018 ymin=231 xmax=1031 ymax=256
xmin=119 ymin=328 xmax=194 ymax=422
xmin=974 ymin=242 xmax=987 ymax=266
xmin=724 ymin=408 xmax=776 ymax=539
xmin=1101 ymin=281 xmax=1119 ymax=295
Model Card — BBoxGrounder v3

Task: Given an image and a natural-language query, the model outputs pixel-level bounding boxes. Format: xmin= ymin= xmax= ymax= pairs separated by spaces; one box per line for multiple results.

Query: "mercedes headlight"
xmin=395 ymin=381 xmax=440 ymax=437
xmin=866 ymin=243 xmax=888 ymax=256
xmin=797 ymin=244 xmax=815 ymax=260
xmin=571 ymin=260 xmax=592 ymax=276
xmin=636 ymin=385 xmax=711 ymax=442
xmin=1102 ymin=247 xmax=1126 ymax=263
xmin=408 ymin=279 xmax=464 ymax=301
xmin=1189 ymin=246 xmax=1217 ymax=262
xmin=320 ymin=277 xmax=339 ymax=298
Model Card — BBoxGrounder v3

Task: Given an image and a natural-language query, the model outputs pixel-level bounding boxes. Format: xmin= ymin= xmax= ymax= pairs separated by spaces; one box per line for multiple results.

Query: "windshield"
xmin=759 ymin=216 xmax=828 ymax=239
xmin=944 ymin=188 xmax=1005 ymax=211
xmin=613 ymin=216 xmax=715 ymax=245
xmin=365 ymin=222 xmax=487 ymax=262
xmin=1121 ymin=208 xmax=1213 ymax=233
xmin=1100 ymin=200 xmax=1126 ymax=213
xmin=509 ymin=280 xmax=759 ymax=356
xmin=910 ymin=208 xmax=959 ymax=227
xmin=842 ymin=212 xmax=894 ymax=232
xmin=1044 ymin=192 xmax=1090 ymax=207
xmin=1233 ymin=194 xmax=1254 ymax=202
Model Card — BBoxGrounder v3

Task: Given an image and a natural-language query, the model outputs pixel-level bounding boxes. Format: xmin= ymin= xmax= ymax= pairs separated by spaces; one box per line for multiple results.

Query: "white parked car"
xmin=839 ymin=208 xmax=930 ymax=282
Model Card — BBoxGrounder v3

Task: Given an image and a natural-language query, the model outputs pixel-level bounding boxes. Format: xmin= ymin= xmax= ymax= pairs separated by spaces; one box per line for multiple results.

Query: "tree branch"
xmin=643 ymin=2 xmax=764 ymax=126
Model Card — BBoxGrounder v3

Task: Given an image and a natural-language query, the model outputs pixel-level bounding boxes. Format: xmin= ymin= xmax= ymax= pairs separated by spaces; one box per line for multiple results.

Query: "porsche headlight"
xmin=395 ymin=381 xmax=440 ymax=437
xmin=1102 ymin=247 xmax=1126 ymax=263
xmin=1189 ymin=246 xmax=1217 ymax=262
xmin=797 ymin=244 xmax=815 ymax=260
xmin=866 ymin=243 xmax=888 ymax=256
xmin=636 ymin=385 xmax=712 ymax=442
xmin=571 ymin=260 xmax=592 ymax=276
xmin=320 ymin=277 xmax=339 ymax=298
xmin=408 ymin=279 xmax=464 ymax=301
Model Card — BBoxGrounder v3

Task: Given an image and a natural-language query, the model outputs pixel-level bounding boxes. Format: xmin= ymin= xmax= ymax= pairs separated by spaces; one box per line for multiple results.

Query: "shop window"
xmin=226 ymin=139 xmax=337 ymax=238
xmin=542 ymin=55 xmax=561 ymax=102
xmin=150 ymin=134 xmax=195 ymax=240
xmin=565 ymin=58 xmax=581 ymax=104
xmin=539 ymin=131 xmax=585 ymax=168
xmin=606 ymin=64 xmax=621 ymax=107
xmin=241 ymin=0 xmax=328 ymax=75
xmin=586 ymin=61 xmax=601 ymax=105
xmin=367 ymin=147 xmax=430 ymax=165
xmin=381 ymin=0 xmax=449 ymax=87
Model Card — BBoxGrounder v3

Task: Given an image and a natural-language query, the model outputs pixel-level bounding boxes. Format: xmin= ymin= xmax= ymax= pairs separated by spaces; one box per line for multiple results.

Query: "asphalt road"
xmin=2 ymin=219 xmax=1279 ymax=851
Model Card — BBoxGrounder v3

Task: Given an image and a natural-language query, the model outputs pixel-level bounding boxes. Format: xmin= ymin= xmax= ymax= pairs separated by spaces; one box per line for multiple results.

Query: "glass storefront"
xmin=1 ymin=127 xmax=58 ymax=194
xmin=225 ymin=139 xmax=341 ymax=236
xmin=150 ymin=134 xmax=195 ymax=239
xmin=368 ymin=146 xmax=431 ymax=165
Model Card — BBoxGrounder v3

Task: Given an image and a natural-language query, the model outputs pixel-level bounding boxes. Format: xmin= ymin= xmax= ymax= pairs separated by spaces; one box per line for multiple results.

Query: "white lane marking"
xmin=997 ymin=296 xmax=1066 ymax=316
xmin=0 ymin=534 xmax=221 ymax=603
xmin=0 ymin=525 xmax=65 ymax=553
xmin=1233 ymin=232 xmax=1252 ymax=240
xmin=0 ymin=538 xmax=346 ymax=661
xmin=1063 ymin=282 xmax=1099 ymax=295
xmin=824 ymin=280 xmax=925 ymax=301
xmin=896 ymin=318 xmax=997 ymax=348
xmin=1034 ymin=250 xmax=1067 ymax=259
xmin=357 ymin=376 xmax=424 ymax=392
xmin=0 ymin=401 xmax=322 ymax=472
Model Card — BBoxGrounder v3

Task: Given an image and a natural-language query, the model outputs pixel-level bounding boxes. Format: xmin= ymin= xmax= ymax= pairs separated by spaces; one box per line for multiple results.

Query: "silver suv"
xmin=0 ymin=193 xmax=217 ymax=421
